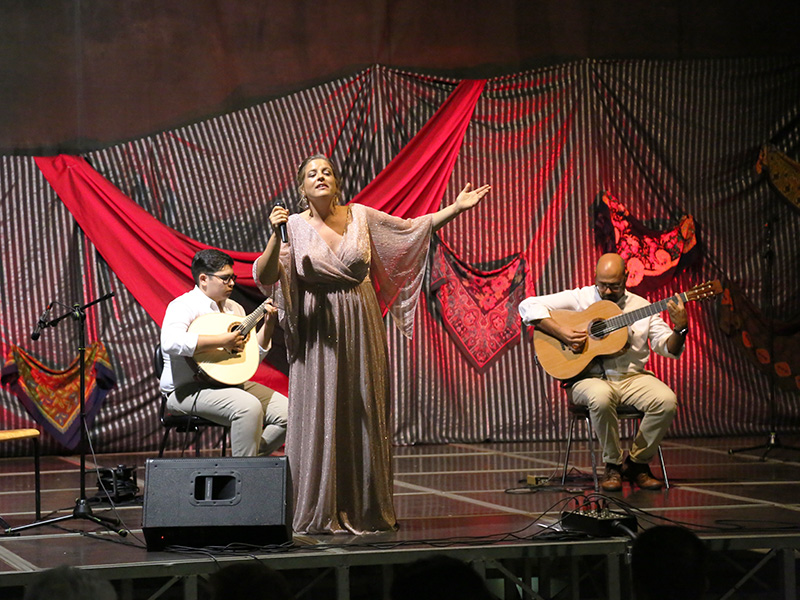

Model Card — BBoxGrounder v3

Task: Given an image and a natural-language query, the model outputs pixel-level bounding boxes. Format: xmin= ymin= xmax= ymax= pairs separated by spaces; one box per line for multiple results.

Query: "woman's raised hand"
xmin=454 ymin=183 xmax=492 ymax=213
xmin=269 ymin=204 xmax=289 ymax=239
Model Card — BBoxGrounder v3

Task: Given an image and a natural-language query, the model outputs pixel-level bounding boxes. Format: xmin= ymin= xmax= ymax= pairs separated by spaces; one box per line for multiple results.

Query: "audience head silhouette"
xmin=391 ymin=555 xmax=496 ymax=600
xmin=207 ymin=561 xmax=291 ymax=600
xmin=24 ymin=565 xmax=117 ymax=600
xmin=631 ymin=525 xmax=707 ymax=600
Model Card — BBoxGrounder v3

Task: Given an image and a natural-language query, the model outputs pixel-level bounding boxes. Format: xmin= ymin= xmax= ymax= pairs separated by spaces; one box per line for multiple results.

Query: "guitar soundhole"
xmin=588 ymin=319 xmax=609 ymax=339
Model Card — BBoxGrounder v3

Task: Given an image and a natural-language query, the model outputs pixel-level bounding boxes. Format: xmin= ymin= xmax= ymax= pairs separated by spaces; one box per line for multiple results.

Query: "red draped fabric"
xmin=33 ymin=79 xmax=485 ymax=394
xmin=352 ymin=79 xmax=486 ymax=217
xmin=35 ymin=154 xmax=221 ymax=324
xmin=6 ymin=60 xmax=800 ymax=457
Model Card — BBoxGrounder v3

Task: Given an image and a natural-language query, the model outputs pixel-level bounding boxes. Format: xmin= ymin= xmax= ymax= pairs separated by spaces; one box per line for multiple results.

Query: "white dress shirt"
xmin=159 ymin=286 xmax=267 ymax=394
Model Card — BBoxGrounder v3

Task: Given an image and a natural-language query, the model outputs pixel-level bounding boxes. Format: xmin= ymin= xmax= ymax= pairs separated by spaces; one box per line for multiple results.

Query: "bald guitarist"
xmin=519 ymin=253 xmax=688 ymax=492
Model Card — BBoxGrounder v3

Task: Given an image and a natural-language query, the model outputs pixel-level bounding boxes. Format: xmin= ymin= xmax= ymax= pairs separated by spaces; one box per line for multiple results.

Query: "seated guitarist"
xmin=519 ymin=253 xmax=688 ymax=491
xmin=160 ymin=249 xmax=288 ymax=457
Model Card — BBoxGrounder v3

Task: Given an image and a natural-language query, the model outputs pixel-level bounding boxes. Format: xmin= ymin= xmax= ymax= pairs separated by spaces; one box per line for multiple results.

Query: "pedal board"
xmin=560 ymin=509 xmax=638 ymax=537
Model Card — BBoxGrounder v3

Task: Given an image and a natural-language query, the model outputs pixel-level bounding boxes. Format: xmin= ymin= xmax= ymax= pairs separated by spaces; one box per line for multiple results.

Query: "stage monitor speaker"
xmin=142 ymin=456 xmax=292 ymax=551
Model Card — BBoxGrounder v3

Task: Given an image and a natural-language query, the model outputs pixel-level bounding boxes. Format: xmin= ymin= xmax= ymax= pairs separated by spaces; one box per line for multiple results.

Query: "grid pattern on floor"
xmin=1 ymin=436 xmax=800 ymax=599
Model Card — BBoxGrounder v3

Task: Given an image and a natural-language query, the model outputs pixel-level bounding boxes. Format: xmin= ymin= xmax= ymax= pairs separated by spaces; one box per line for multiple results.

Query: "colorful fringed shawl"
xmin=2 ymin=343 xmax=116 ymax=449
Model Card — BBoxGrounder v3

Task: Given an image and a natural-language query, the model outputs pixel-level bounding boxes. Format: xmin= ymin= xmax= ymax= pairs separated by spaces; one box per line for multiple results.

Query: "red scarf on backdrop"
xmin=594 ymin=191 xmax=698 ymax=293
xmin=33 ymin=80 xmax=486 ymax=394
xmin=719 ymin=283 xmax=800 ymax=392
xmin=430 ymin=237 xmax=533 ymax=372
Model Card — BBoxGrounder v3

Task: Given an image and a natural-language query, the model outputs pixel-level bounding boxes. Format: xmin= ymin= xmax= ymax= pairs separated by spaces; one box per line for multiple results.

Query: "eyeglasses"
xmin=596 ymin=280 xmax=625 ymax=292
xmin=207 ymin=272 xmax=237 ymax=285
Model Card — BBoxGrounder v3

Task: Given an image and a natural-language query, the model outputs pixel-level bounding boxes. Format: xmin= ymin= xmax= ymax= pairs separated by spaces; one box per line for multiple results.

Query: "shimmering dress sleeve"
xmin=361 ymin=205 xmax=433 ymax=338
xmin=253 ymin=237 xmax=298 ymax=360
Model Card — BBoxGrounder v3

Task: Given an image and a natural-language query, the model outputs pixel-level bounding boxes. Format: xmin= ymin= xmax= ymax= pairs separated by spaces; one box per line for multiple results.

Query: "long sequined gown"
xmin=256 ymin=203 xmax=432 ymax=534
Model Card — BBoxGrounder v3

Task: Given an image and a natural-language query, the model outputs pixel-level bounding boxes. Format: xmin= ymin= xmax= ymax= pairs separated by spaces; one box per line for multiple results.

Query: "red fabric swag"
xmin=34 ymin=79 xmax=485 ymax=393
xmin=351 ymin=79 xmax=486 ymax=217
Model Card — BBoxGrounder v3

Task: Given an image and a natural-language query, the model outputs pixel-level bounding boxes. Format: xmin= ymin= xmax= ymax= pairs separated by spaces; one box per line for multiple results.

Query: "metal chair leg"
xmin=657 ymin=444 xmax=669 ymax=489
xmin=158 ymin=428 xmax=171 ymax=458
xmin=562 ymin=416 xmax=577 ymax=485
xmin=193 ymin=429 xmax=202 ymax=456
xmin=634 ymin=415 xmax=670 ymax=488
xmin=32 ymin=436 xmax=41 ymax=520
xmin=584 ymin=415 xmax=599 ymax=492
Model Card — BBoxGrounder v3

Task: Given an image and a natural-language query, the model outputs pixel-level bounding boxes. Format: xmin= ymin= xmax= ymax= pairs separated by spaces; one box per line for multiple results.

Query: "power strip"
xmin=560 ymin=509 xmax=638 ymax=537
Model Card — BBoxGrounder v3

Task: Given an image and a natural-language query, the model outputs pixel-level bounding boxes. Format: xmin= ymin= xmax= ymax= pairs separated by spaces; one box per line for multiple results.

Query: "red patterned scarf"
xmin=594 ymin=191 xmax=698 ymax=292
xmin=430 ymin=238 xmax=533 ymax=372
xmin=2 ymin=343 xmax=116 ymax=449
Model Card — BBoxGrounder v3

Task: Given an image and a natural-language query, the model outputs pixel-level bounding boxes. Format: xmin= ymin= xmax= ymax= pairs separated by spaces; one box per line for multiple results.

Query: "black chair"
xmin=561 ymin=402 xmax=669 ymax=489
xmin=153 ymin=344 xmax=229 ymax=457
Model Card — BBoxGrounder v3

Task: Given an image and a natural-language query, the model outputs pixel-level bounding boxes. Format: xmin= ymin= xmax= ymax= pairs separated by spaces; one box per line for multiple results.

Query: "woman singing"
xmin=255 ymin=154 xmax=489 ymax=534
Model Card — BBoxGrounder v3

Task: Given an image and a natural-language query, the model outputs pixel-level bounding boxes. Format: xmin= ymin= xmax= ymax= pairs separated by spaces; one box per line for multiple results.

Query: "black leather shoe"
xmin=623 ymin=459 xmax=663 ymax=490
xmin=601 ymin=463 xmax=623 ymax=492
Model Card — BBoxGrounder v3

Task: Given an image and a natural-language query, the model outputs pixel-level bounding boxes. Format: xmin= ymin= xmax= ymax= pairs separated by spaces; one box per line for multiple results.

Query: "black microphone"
xmin=31 ymin=303 xmax=53 ymax=341
xmin=274 ymin=201 xmax=288 ymax=244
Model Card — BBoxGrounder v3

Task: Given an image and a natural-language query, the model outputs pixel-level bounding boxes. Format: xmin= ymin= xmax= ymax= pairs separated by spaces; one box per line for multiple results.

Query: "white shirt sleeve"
xmin=160 ymin=296 xmax=200 ymax=358
xmin=649 ymin=313 xmax=684 ymax=359
xmin=159 ymin=287 xmax=251 ymax=394
xmin=519 ymin=287 xmax=594 ymax=325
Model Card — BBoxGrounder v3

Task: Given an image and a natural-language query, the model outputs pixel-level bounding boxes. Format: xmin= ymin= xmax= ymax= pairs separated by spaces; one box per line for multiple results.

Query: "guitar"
xmin=532 ymin=280 xmax=722 ymax=380
xmin=187 ymin=299 xmax=273 ymax=386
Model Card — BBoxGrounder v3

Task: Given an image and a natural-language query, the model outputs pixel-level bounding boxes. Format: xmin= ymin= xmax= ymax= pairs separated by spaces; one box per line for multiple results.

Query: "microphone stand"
xmin=4 ymin=292 xmax=123 ymax=536
xmin=728 ymin=208 xmax=800 ymax=461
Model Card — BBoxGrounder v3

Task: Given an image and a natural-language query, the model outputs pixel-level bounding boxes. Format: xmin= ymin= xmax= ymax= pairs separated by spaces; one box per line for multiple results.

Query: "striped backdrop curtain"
xmin=2 ymin=59 xmax=800 ymax=455
xmin=398 ymin=58 xmax=800 ymax=443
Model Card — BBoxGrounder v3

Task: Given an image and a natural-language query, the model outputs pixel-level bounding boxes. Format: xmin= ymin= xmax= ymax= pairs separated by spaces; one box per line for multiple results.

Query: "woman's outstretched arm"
xmin=431 ymin=183 xmax=491 ymax=231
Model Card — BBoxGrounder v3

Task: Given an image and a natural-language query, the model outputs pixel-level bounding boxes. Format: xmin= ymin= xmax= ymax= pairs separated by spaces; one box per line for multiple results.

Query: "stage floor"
xmin=2 ymin=435 xmax=800 ymax=599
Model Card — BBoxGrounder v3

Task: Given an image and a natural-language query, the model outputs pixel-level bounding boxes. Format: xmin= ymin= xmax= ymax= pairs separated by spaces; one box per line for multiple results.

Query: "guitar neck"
xmin=603 ymin=292 xmax=688 ymax=333
xmin=235 ymin=300 xmax=271 ymax=335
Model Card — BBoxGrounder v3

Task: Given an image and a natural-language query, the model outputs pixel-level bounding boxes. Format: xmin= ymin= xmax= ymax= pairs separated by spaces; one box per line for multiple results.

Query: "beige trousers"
xmin=569 ymin=373 xmax=677 ymax=465
xmin=168 ymin=380 xmax=288 ymax=457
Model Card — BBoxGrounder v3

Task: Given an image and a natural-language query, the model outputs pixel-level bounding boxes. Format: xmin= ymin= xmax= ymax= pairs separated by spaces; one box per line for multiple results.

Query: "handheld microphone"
xmin=31 ymin=303 xmax=53 ymax=341
xmin=274 ymin=201 xmax=288 ymax=244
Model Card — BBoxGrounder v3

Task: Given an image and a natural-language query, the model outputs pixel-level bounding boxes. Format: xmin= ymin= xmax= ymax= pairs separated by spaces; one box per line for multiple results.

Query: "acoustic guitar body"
xmin=531 ymin=280 xmax=722 ymax=381
xmin=188 ymin=312 xmax=261 ymax=386
xmin=533 ymin=300 xmax=629 ymax=380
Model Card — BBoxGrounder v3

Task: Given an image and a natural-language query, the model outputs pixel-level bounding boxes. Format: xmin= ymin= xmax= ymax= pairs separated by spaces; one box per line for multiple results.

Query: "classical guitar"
xmin=187 ymin=299 xmax=273 ymax=386
xmin=533 ymin=280 xmax=722 ymax=380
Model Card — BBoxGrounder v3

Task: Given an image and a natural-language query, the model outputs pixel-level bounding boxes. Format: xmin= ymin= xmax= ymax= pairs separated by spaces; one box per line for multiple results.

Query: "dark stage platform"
xmin=2 ymin=436 xmax=800 ymax=599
